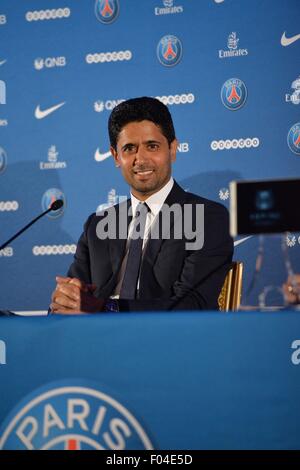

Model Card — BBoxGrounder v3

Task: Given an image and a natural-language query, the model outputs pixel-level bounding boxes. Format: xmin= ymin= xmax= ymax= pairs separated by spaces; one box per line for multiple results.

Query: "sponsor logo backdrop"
xmin=0 ymin=0 xmax=300 ymax=310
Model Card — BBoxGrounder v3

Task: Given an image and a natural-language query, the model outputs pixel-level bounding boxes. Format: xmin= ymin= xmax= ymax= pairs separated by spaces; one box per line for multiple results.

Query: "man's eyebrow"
xmin=121 ymin=142 xmax=135 ymax=150
xmin=144 ymin=139 xmax=161 ymax=144
xmin=121 ymin=139 xmax=161 ymax=150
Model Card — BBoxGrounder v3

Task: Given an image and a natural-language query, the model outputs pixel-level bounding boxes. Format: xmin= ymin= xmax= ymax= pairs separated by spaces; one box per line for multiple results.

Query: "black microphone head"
xmin=50 ymin=199 xmax=64 ymax=211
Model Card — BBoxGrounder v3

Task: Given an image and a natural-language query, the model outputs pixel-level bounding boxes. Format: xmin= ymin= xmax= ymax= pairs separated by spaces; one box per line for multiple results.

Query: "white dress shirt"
xmin=111 ymin=177 xmax=174 ymax=298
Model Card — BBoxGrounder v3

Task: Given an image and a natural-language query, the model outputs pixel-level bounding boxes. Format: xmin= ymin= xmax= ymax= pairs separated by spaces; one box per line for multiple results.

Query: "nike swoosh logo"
xmin=0 ymin=59 xmax=6 ymax=66
xmin=35 ymin=102 xmax=65 ymax=119
xmin=281 ymin=31 xmax=300 ymax=47
xmin=234 ymin=235 xmax=252 ymax=247
xmin=94 ymin=148 xmax=111 ymax=162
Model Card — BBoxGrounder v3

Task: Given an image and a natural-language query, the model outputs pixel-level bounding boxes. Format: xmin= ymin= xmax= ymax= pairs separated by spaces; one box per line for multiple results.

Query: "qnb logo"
xmin=34 ymin=57 xmax=66 ymax=70
xmin=32 ymin=245 xmax=76 ymax=256
xmin=211 ymin=137 xmax=260 ymax=151
xmin=94 ymin=98 xmax=125 ymax=112
xmin=0 ymin=80 xmax=6 ymax=104
xmin=221 ymin=78 xmax=247 ymax=110
xmin=95 ymin=0 xmax=119 ymax=24
xmin=157 ymin=35 xmax=182 ymax=67
xmin=0 ymin=247 xmax=13 ymax=257
xmin=177 ymin=142 xmax=189 ymax=153
xmin=25 ymin=8 xmax=71 ymax=22
xmin=291 ymin=340 xmax=300 ymax=365
xmin=0 ymin=14 xmax=7 ymax=25
xmin=0 ymin=201 xmax=19 ymax=212
xmin=287 ymin=122 xmax=300 ymax=155
xmin=0 ymin=340 xmax=6 ymax=365
xmin=0 ymin=382 xmax=153 ymax=450
xmin=86 ymin=50 xmax=132 ymax=64
xmin=156 ymin=93 xmax=194 ymax=106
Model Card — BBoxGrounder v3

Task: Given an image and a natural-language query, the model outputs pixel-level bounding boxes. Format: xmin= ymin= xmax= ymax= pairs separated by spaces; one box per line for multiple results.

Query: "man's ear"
xmin=170 ymin=138 xmax=178 ymax=163
xmin=110 ymin=146 xmax=120 ymax=167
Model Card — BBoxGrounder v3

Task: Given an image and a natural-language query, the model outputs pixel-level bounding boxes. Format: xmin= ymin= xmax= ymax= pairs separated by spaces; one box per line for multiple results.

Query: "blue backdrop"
xmin=0 ymin=0 xmax=300 ymax=310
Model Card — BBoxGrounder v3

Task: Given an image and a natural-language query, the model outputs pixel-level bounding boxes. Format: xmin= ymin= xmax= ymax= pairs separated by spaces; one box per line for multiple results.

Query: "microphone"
xmin=0 ymin=200 xmax=64 ymax=251
xmin=49 ymin=199 xmax=63 ymax=211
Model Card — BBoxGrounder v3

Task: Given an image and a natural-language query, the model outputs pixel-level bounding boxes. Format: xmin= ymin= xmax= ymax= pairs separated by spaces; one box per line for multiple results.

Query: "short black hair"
xmin=108 ymin=96 xmax=176 ymax=150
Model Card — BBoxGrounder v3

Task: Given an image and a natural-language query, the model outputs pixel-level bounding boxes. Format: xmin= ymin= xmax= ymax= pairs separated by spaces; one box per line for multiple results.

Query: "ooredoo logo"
xmin=0 ymin=201 xmax=19 ymax=212
xmin=32 ymin=244 xmax=76 ymax=256
xmin=95 ymin=0 xmax=119 ymax=24
xmin=156 ymin=93 xmax=194 ymax=105
xmin=221 ymin=78 xmax=247 ymax=110
xmin=86 ymin=50 xmax=132 ymax=64
xmin=25 ymin=8 xmax=71 ymax=21
xmin=211 ymin=137 xmax=260 ymax=150
xmin=0 ymin=381 xmax=153 ymax=450
xmin=157 ymin=35 xmax=182 ymax=67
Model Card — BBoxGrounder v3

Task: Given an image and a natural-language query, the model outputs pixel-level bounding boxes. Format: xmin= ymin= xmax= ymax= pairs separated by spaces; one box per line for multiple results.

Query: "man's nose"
xmin=135 ymin=146 xmax=147 ymax=163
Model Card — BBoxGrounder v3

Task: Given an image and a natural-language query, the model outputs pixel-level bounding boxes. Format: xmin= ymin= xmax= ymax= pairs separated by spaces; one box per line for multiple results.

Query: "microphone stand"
xmin=0 ymin=200 xmax=63 ymax=251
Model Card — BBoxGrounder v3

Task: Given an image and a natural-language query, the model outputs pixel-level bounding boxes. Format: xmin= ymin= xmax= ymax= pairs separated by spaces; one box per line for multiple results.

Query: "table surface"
xmin=1 ymin=310 xmax=300 ymax=450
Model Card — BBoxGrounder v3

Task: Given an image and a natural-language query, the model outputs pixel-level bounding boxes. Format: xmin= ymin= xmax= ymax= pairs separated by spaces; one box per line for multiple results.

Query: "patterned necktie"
xmin=120 ymin=202 xmax=149 ymax=299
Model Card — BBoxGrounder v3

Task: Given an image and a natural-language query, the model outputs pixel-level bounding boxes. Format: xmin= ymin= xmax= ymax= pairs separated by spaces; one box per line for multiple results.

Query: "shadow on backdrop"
xmin=0 ymin=160 xmax=75 ymax=311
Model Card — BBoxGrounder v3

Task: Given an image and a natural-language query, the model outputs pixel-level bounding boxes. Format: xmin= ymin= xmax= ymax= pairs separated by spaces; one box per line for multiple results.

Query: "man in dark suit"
xmin=50 ymin=97 xmax=233 ymax=314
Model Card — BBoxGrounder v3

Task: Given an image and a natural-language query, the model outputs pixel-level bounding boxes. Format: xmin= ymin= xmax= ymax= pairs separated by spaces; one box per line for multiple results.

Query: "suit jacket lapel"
xmin=108 ymin=181 xmax=187 ymax=282
xmin=109 ymin=199 xmax=132 ymax=275
xmin=142 ymin=180 xmax=188 ymax=271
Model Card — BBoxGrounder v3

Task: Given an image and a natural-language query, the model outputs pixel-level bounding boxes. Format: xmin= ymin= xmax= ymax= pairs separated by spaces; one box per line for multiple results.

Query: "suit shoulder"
xmin=82 ymin=212 xmax=96 ymax=233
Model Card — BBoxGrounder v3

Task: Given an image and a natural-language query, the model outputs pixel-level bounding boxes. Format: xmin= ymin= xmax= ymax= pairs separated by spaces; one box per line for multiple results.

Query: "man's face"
xmin=110 ymin=120 xmax=177 ymax=200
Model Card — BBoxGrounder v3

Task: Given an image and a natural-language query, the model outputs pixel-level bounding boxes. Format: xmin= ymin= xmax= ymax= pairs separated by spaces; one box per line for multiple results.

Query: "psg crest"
xmin=41 ymin=188 xmax=65 ymax=218
xmin=287 ymin=122 xmax=300 ymax=155
xmin=0 ymin=380 xmax=153 ymax=450
xmin=157 ymin=35 xmax=182 ymax=67
xmin=221 ymin=78 xmax=247 ymax=110
xmin=95 ymin=0 xmax=119 ymax=24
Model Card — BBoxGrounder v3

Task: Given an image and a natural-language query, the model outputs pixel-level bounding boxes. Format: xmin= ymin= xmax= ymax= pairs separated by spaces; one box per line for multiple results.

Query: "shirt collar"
xmin=130 ymin=177 xmax=174 ymax=217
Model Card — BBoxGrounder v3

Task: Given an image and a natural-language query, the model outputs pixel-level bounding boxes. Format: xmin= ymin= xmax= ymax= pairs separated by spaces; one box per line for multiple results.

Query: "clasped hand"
xmin=283 ymin=274 xmax=300 ymax=305
xmin=50 ymin=276 xmax=104 ymax=314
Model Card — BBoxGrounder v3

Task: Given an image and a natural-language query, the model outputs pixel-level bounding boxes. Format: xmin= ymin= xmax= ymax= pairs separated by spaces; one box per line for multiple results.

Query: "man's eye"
xmin=124 ymin=145 xmax=135 ymax=153
xmin=148 ymin=144 xmax=159 ymax=151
